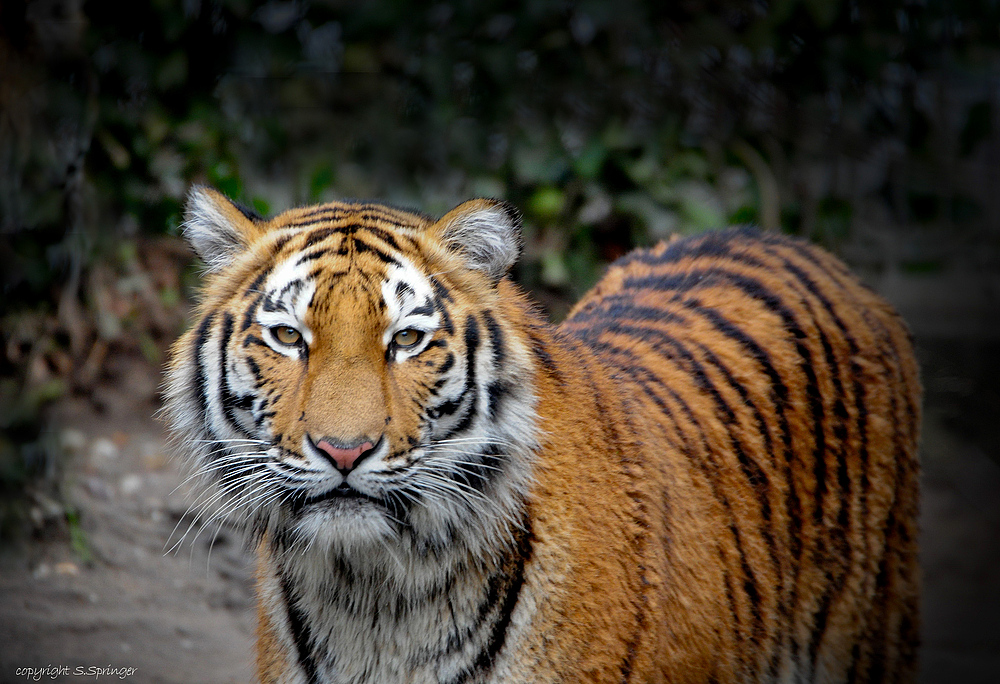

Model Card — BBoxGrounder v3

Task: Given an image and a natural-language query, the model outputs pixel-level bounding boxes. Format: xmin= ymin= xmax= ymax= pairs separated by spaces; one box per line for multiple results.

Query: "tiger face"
xmin=165 ymin=188 xmax=537 ymax=556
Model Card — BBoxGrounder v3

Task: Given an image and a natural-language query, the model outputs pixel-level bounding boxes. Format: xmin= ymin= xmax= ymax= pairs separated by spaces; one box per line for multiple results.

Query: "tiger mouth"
xmin=295 ymin=483 xmax=387 ymax=509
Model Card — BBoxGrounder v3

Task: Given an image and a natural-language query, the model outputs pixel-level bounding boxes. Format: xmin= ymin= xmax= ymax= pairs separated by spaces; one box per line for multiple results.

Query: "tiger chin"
xmin=164 ymin=186 xmax=921 ymax=684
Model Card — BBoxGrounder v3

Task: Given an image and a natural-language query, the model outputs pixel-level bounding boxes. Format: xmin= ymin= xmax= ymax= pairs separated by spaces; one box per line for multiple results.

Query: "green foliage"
xmin=5 ymin=1 xmax=996 ymax=296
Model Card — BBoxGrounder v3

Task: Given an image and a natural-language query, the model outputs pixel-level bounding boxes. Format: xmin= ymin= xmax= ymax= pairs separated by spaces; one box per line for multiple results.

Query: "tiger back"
xmin=165 ymin=188 xmax=920 ymax=684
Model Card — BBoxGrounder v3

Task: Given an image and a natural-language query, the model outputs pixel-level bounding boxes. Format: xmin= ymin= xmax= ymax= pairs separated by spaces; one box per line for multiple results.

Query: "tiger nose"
xmin=314 ymin=438 xmax=375 ymax=472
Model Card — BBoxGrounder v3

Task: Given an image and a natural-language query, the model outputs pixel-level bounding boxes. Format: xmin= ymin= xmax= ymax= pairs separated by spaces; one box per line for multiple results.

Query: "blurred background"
xmin=0 ymin=1 xmax=997 ymax=682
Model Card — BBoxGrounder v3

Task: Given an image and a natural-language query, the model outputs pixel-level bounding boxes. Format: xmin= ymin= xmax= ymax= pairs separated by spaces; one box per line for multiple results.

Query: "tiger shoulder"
xmin=164 ymin=189 xmax=921 ymax=684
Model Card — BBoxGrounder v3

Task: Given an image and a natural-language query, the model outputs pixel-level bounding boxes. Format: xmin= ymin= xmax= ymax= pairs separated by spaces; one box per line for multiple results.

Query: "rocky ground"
xmin=0 ymin=324 xmax=998 ymax=684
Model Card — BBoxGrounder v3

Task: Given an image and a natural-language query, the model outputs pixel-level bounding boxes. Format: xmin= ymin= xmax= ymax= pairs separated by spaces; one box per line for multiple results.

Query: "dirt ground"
xmin=0 ymin=353 xmax=256 ymax=684
xmin=1 ymin=327 xmax=998 ymax=683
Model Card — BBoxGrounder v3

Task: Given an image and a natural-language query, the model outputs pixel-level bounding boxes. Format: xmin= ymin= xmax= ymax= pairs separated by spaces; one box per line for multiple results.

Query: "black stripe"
xmin=303 ymin=227 xmax=337 ymax=248
xmin=433 ymin=295 xmax=455 ymax=335
xmin=482 ymin=310 xmax=506 ymax=367
xmin=864 ymin=517 xmax=894 ymax=681
xmin=243 ymin=334 xmax=269 ymax=349
xmin=283 ymin=208 xmax=422 ymax=230
xmin=281 ymin=212 xmax=361 ymax=230
xmin=272 ymin=234 xmax=293 ymax=253
xmin=395 ymin=280 xmax=415 ymax=299
xmin=242 ymin=293 xmax=263 ymax=332
xmin=192 ymin=312 xmax=217 ymax=426
xmin=296 ymin=248 xmax=329 ymax=265
xmin=486 ymin=381 xmax=511 ymax=420
xmin=567 ymin=288 xmax=775 ymax=511
xmin=847 ymin=348 xmax=873 ymax=679
xmin=438 ymin=352 xmax=455 ymax=375
xmin=232 ymin=200 xmax=263 ymax=222
xmin=429 ymin=396 xmax=462 ymax=420
xmin=699 ymin=284 xmax=817 ymax=671
xmin=218 ymin=334 xmax=257 ymax=437
xmin=217 ymin=313 xmax=245 ymax=436
xmin=756 ymin=231 xmax=856 ymax=283
xmin=861 ymin=312 xmax=914 ymax=683
xmin=846 ymin=641 xmax=864 ymax=684
xmin=277 ymin=278 xmax=304 ymax=300
xmin=450 ymin=520 xmax=533 ymax=684
xmin=406 ymin=338 xmax=447 ymax=364
xmin=287 ymin=208 xmax=352 ymax=227
xmin=308 ymin=266 xmax=350 ymax=282
xmin=476 ymin=522 xmax=531 ymax=669
xmin=451 ymin=443 xmax=506 ymax=494
xmin=576 ymin=340 xmax=746 ymax=675
xmin=575 ymin=320 xmax=777 ymax=525
xmin=278 ymin=574 xmax=319 ymax=684
xmin=527 ymin=329 xmax=563 ymax=385
xmin=774 ymin=250 xmax=859 ymax=507
xmin=246 ymin=357 xmax=262 ymax=383
xmin=695 ymin=336 xmax=789 ymax=680
xmin=352 ymin=237 xmax=401 ymax=265
xmin=247 ymin=267 xmax=272 ymax=296
xmin=261 ymin=295 xmax=287 ymax=314
xmin=614 ymin=228 xmax=768 ymax=271
xmin=566 ymin=297 xmax=687 ymax=328
xmin=299 ymin=206 xmax=354 ymax=221
xmin=799 ymin=320 xmax=850 ymax=674
xmin=441 ymin=316 xmax=481 ymax=439
xmin=363 ymin=225 xmax=405 ymax=251
xmin=430 ymin=276 xmax=453 ymax=302
xmin=409 ymin=300 xmax=435 ymax=317
xmin=771 ymin=279 xmax=838 ymax=534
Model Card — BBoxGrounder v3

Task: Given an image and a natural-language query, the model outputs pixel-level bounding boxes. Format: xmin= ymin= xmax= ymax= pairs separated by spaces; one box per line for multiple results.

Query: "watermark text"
xmin=14 ymin=665 xmax=138 ymax=681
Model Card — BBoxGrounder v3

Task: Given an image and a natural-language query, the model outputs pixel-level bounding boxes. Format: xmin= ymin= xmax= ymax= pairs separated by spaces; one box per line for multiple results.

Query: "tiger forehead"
xmin=271 ymin=201 xmax=432 ymax=231
xmin=252 ymin=221 xmax=438 ymax=322
xmin=255 ymin=210 xmax=426 ymax=284
xmin=267 ymin=207 xmax=430 ymax=270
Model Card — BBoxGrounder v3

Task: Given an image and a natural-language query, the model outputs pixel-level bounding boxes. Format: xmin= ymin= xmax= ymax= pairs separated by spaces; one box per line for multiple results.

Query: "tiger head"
xmin=164 ymin=187 xmax=538 ymax=558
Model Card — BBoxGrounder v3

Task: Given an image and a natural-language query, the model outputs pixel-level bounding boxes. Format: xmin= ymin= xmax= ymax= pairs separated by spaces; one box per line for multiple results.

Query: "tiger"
xmin=164 ymin=186 xmax=921 ymax=684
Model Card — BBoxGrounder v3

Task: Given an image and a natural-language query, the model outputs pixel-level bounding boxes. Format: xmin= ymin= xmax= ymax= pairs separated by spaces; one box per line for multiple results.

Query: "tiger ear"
xmin=183 ymin=186 xmax=266 ymax=272
xmin=431 ymin=199 xmax=522 ymax=282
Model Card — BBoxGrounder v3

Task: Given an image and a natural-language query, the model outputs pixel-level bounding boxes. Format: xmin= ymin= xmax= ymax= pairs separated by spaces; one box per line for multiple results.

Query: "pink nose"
xmin=315 ymin=439 xmax=374 ymax=471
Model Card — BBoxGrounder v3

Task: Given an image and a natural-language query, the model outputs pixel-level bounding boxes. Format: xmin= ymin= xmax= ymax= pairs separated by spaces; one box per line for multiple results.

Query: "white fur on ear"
xmin=437 ymin=199 xmax=522 ymax=282
xmin=182 ymin=186 xmax=259 ymax=272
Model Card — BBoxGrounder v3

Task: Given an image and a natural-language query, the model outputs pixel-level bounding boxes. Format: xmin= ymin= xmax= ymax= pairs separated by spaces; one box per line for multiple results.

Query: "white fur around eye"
xmin=381 ymin=256 xmax=440 ymax=361
xmin=254 ymin=255 xmax=317 ymax=357
xmin=260 ymin=323 xmax=306 ymax=358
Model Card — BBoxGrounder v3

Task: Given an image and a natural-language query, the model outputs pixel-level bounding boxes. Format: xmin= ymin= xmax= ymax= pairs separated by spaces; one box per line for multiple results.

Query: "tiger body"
xmin=165 ymin=188 xmax=920 ymax=684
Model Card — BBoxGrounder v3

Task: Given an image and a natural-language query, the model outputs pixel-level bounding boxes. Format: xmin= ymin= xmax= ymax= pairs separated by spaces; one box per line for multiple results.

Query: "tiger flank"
xmin=164 ymin=187 xmax=921 ymax=684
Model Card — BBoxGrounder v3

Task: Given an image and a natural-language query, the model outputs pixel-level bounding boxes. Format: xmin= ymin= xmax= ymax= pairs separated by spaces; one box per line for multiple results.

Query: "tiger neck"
xmin=264 ymin=518 xmax=532 ymax=682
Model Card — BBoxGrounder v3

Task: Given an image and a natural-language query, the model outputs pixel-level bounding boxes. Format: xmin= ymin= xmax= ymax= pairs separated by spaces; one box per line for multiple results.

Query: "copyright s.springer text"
xmin=14 ymin=665 xmax=138 ymax=681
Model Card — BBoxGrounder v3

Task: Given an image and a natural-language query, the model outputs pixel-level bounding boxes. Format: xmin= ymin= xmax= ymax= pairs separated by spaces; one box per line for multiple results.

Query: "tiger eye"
xmin=272 ymin=325 xmax=302 ymax=346
xmin=393 ymin=329 xmax=423 ymax=348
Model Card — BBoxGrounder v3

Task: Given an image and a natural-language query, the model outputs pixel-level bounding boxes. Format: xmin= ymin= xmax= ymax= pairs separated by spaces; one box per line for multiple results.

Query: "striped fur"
xmin=165 ymin=188 xmax=921 ymax=684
